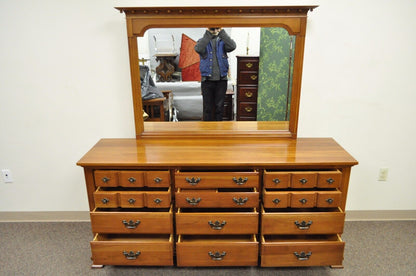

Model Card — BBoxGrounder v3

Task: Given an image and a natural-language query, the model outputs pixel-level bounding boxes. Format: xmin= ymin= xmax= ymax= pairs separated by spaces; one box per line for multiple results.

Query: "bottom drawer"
xmin=91 ymin=234 xmax=173 ymax=266
xmin=176 ymin=235 xmax=258 ymax=266
xmin=261 ymin=234 xmax=344 ymax=267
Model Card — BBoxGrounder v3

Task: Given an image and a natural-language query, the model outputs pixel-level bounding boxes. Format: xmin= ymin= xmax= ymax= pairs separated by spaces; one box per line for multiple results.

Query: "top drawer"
xmin=237 ymin=57 xmax=259 ymax=72
xmin=94 ymin=170 xmax=170 ymax=188
xmin=264 ymin=170 xmax=342 ymax=189
xmin=175 ymin=171 xmax=259 ymax=189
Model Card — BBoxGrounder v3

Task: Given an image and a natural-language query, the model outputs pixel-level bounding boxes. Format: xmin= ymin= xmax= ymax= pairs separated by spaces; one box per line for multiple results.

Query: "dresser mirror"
xmin=116 ymin=6 xmax=317 ymax=137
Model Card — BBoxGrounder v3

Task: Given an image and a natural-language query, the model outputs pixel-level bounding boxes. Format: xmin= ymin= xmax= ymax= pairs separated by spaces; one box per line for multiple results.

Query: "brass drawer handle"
xmin=294 ymin=220 xmax=313 ymax=230
xmin=208 ymin=220 xmax=226 ymax=230
xmin=208 ymin=251 xmax=226 ymax=261
xmin=245 ymin=62 xmax=253 ymax=68
xmin=232 ymin=177 xmax=248 ymax=185
xmin=154 ymin=177 xmax=162 ymax=183
xmin=245 ymin=91 xmax=253 ymax=98
xmin=122 ymin=220 xmax=141 ymax=229
xmin=299 ymin=178 xmax=308 ymax=184
xmin=326 ymin=178 xmax=335 ymax=184
xmin=272 ymin=198 xmax=281 ymax=204
xmin=185 ymin=177 xmax=201 ymax=186
xmin=123 ymin=250 xmax=141 ymax=260
xmin=186 ymin=197 xmax=201 ymax=206
xmin=154 ymin=198 xmax=162 ymax=204
xmin=101 ymin=198 xmax=109 ymax=204
xmin=102 ymin=177 xmax=110 ymax=183
xmin=233 ymin=197 xmax=248 ymax=205
xmin=245 ymin=107 xmax=253 ymax=113
xmin=272 ymin=178 xmax=280 ymax=184
xmin=250 ymin=74 xmax=257 ymax=80
xmin=326 ymin=198 xmax=334 ymax=204
xmin=299 ymin=198 xmax=308 ymax=205
xmin=128 ymin=198 xmax=136 ymax=204
xmin=128 ymin=177 xmax=136 ymax=183
xmin=294 ymin=251 xmax=312 ymax=261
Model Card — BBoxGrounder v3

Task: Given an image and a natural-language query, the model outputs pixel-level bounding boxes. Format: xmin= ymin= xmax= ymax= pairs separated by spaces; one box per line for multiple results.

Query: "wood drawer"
xmin=264 ymin=170 xmax=342 ymax=189
xmin=175 ymin=188 xmax=259 ymax=208
xmin=175 ymin=171 xmax=259 ymax=189
xmin=176 ymin=235 xmax=258 ymax=266
xmin=261 ymin=207 xmax=345 ymax=235
xmin=261 ymin=235 xmax=344 ymax=267
xmin=93 ymin=187 xmax=171 ymax=208
xmin=263 ymin=189 xmax=342 ymax=209
xmin=237 ymin=57 xmax=259 ymax=72
xmin=91 ymin=234 xmax=173 ymax=266
xmin=94 ymin=170 xmax=170 ymax=188
xmin=238 ymin=72 xmax=258 ymax=84
xmin=238 ymin=102 xmax=257 ymax=117
xmin=237 ymin=87 xmax=258 ymax=102
xmin=90 ymin=206 xmax=173 ymax=234
xmin=176 ymin=208 xmax=258 ymax=234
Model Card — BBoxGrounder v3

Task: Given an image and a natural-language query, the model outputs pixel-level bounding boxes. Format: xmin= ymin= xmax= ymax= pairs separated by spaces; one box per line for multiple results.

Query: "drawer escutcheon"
xmin=122 ymin=219 xmax=141 ymax=229
xmin=185 ymin=177 xmax=201 ymax=186
xmin=123 ymin=250 xmax=141 ymax=260
xmin=232 ymin=177 xmax=248 ymax=185
xmin=233 ymin=197 xmax=248 ymax=205
xmin=294 ymin=251 xmax=312 ymax=261
xmin=208 ymin=220 xmax=227 ymax=230
xmin=101 ymin=198 xmax=109 ymax=204
xmin=294 ymin=220 xmax=313 ymax=230
xmin=186 ymin=197 xmax=201 ymax=206
xmin=208 ymin=251 xmax=226 ymax=261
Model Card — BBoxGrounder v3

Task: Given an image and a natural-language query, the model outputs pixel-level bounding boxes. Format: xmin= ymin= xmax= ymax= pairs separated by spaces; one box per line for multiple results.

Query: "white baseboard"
xmin=0 ymin=210 xmax=415 ymax=222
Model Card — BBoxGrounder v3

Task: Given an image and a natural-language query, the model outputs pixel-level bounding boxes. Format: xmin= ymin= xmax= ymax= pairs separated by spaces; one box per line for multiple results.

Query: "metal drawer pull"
xmin=245 ymin=62 xmax=253 ymax=68
xmin=245 ymin=107 xmax=253 ymax=113
xmin=208 ymin=220 xmax=227 ymax=230
xmin=245 ymin=91 xmax=253 ymax=98
xmin=299 ymin=178 xmax=308 ymax=184
xmin=154 ymin=198 xmax=162 ymax=204
xmin=154 ymin=177 xmax=162 ymax=183
xmin=272 ymin=178 xmax=281 ymax=184
xmin=186 ymin=197 xmax=201 ymax=205
xmin=101 ymin=198 xmax=109 ymax=204
xmin=233 ymin=197 xmax=248 ymax=205
xmin=185 ymin=177 xmax=201 ymax=186
xmin=299 ymin=198 xmax=308 ymax=204
xmin=123 ymin=251 xmax=141 ymax=260
xmin=102 ymin=177 xmax=110 ymax=183
xmin=122 ymin=220 xmax=141 ymax=229
xmin=326 ymin=198 xmax=334 ymax=204
xmin=294 ymin=251 xmax=312 ymax=261
xmin=232 ymin=177 xmax=248 ymax=185
xmin=326 ymin=178 xmax=335 ymax=184
xmin=128 ymin=198 xmax=136 ymax=204
xmin=208 ymin=251 xmax=226 ymax=261
xmin=272 ymin=198 xmax=281 ymax=204
xmin=294 ymin=220 xmax=313 ymax=230
xmin=250 ymin=75 xmax=257 ymax=80
xmin=128 ymin=177 xmax=136 ymax=183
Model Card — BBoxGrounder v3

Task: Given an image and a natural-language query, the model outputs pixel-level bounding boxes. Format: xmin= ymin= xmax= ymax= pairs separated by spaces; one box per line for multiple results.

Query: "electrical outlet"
xmin=378 ymin=168 xmax=388 ymax=181
xmin=1 ymin=169 xmax=13 ymax=183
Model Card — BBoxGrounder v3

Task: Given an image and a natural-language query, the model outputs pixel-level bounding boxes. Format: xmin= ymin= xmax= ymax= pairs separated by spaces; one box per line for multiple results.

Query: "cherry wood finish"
xmin=237 ymin=56 xmax=259 ymax=121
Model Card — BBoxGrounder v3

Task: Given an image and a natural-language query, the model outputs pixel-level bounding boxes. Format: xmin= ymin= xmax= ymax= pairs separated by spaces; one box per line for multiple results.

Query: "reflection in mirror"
xmin=137 ymin=27 xmax=294 ymax=123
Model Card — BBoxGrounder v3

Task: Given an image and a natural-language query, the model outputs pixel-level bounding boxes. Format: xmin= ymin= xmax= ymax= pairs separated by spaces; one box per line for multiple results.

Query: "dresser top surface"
xmin=77 ymin=138 xmax=357 ymax=168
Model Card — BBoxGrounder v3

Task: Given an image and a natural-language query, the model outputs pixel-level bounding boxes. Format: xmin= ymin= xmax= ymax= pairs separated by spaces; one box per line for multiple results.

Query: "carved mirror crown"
xmin=116 ymin=6 xmax=318 ymax=138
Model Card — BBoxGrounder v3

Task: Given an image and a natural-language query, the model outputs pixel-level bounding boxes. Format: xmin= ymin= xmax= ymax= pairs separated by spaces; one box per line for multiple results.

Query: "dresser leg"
xmin=91 ymin=264 xmax=104 ymax=269
xmin=330 ymin=265 xmax=344 ymax=269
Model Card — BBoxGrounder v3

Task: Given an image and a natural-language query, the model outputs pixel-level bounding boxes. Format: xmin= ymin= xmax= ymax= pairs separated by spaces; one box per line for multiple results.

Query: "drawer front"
xmin=91 ymin=234 xmax=173 ymax=266
xmin=263 ymin=190 xmax=342 ymax=209
xmin=175 ymin=172 xmax=259 ymax=189
xmin=291 ymin=172 xmax=317 ymax=188
xmin=93 ymin=188 xmax=171 ymax=208
xmin=94 ymin=170 xmax=171 ymax=188
xmin=263 ymin=172 xmax=291 ymax=189
xmin=119 ymin=171 xmax=145 ymax=187
xmin=317 ymin=171 xmax=342 ymax=188
xmin=94 ymin=170 xmax=119 ymax=187
xmin=238 ymin=102 xmax=257 ymax=117
xmin=238 ymin=87 xmax=258 ymax=102
xmin=90 ymin=209 xmax=173 ymax=234
xmin=176 ymin=190 xmax=259 ymax=208
xmin=176 ymin=235 xmax=258 ymax=266
xmin=145 ymin=171 xmax=171 ymax=187
xmin=261 ymin=208 xmax=345 ymax=235
xmin=238 ymin=58 xmax=259 ymax=72
xmin=238 ymin=72 xmax=259 ymax=84
xmin=261 ymin=235 xmax=344 ymax=267
xmin=176 ymin=209 xmax=258 ymax=234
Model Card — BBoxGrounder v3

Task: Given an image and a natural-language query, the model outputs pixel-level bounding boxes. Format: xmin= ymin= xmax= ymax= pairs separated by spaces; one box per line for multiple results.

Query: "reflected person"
xmin=195 ymin=27 xmax=236 ymax=121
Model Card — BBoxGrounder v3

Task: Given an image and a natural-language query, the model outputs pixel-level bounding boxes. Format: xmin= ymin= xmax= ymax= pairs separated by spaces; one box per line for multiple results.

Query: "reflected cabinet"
xmin=77 ymin=5 xmax=358 ymax=269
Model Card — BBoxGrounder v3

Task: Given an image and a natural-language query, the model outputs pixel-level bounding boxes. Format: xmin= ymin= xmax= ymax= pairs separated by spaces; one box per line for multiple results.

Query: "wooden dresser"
xmin=236 ymin=56 xmax=259 ymax=121
xmin=78 ymin=137 xmax=357 ymax=267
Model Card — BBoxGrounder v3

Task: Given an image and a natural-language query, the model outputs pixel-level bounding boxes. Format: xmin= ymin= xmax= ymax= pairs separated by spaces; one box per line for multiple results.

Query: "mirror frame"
xmin=116 ymin=5 xmax=318 ymax=138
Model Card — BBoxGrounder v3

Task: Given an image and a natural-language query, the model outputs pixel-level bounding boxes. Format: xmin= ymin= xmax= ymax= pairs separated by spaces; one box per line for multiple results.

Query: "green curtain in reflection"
xmin=257 ymin=28 xmax=295 ymax=121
